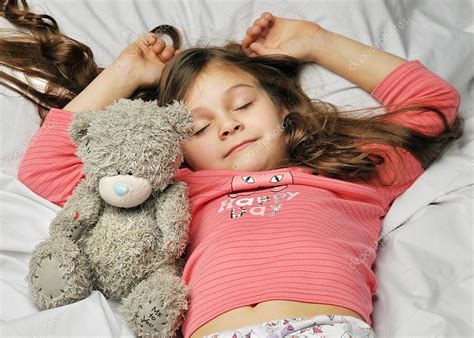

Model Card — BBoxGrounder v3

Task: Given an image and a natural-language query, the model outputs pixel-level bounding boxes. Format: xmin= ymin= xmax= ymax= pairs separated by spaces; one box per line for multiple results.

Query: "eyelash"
xmin=237 ymin=102 xmax=252 ymax=110
xmin=193 ymin=102 xmax=253 ymax=136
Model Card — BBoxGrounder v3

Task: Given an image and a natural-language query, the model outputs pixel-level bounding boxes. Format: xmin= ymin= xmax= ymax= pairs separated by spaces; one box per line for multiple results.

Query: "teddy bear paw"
xmin=136 ymin=299 xmax=170 ymax=334
xmin=31 ymin=254 xmax=67 ymax=303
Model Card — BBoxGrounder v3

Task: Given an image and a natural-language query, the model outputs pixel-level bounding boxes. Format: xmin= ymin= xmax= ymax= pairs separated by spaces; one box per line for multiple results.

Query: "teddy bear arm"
xmin=50 ymin=179 xmax=104 ymax=240
xmin=154 ymin=181 xmax=191 ymax=259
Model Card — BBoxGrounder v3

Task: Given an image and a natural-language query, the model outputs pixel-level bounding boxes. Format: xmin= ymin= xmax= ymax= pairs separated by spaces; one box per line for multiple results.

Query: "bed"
xmin=1 ymin=0 xmax=472 ymax=336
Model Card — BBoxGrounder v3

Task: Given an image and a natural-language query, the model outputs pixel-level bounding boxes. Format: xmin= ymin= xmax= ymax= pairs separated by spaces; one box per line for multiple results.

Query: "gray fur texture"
xmin=27 ymin=98 xmax=194 ymax=337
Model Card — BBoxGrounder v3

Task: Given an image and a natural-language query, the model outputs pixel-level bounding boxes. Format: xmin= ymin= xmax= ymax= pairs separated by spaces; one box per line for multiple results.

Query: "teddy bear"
xmin=27 ymin=98 xmax=194 ymax=337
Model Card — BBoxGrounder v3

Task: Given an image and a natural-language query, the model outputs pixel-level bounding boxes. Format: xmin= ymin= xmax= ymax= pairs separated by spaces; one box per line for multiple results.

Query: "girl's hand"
xmin=113 ymin=32 xmax=179 ymax=88
xmin=241 ymin=12 xmax=324 ymax=62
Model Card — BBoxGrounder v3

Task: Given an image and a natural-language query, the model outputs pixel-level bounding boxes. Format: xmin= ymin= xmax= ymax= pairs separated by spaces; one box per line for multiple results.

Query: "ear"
xmin=68 ymin=110 xmax=93 ymax=146
xmin=279 ymin=106 xmax=290 ymax=119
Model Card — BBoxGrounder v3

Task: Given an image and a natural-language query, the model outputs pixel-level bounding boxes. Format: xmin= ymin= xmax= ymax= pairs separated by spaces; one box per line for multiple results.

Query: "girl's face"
xmin=182 ymin=63 xmax=289 ymax=172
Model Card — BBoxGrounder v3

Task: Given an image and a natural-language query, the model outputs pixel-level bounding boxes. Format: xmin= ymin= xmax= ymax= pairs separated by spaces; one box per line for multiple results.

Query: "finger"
xmin=254 ymin=13 xmax=269 ymax=26
xmin=246 ymin=25 xmax=260 ymax=37
xmin=141 ymin=32 xmax=157 ymax=47
xmin=245 ymin=27 xmax=261 ymax=45
xmin=140 ymin=33 xmax=165 ymax=58
xmin=250 ymin=25 xmax=262 ymax=35
xmin=261 ymin=12 xmax=273 ymax=21
xmin=260 ymin=25 xmax=269 ymax=39
xmin=137 ymin=34 xmax=149 ymax=49
xmin=151 ymin=39 xmax=166 ymax=53
xmin=249 ymin=42 xmax=263 ymax=53
xmin=242 ymin=34 xmax=255 ymax=51
xmin=245 ymin=24 xmax=265 ymax=47
xmin=159 ymin=46 xmax=174 ymax=62
xmin=242 ymin=30 xmax=257 ymax=50
xmin=243 ymin=15 xmax=267 ymax=50
xmin=256 ymin=17 xmax=270 ymax=29
xmin=242 ymin=39 xmax=254 ymax=57
xmin=259 ymin=17 xmax=270 ymax=28
xmin=249 ymin=41 xmax=279 ymax=56
xmin=248 ymin=18 xmax=271 ymax=40
xmin=261 ymin=12 xmax=274 ymax=29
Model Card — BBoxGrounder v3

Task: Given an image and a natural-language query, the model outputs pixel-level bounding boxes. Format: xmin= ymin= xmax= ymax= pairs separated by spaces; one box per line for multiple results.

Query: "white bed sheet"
xmin=1 ymin=0 xmax=472 ymax=337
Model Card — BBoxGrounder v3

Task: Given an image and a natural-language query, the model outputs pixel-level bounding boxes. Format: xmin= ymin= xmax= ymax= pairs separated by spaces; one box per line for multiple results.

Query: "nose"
xmin=99 ymin=175 xmax=152 ymax=208
xmin=220 ymin=118 xmax=243 ymax=139
xmin=113 ymin=182 xmax=130 ymax=197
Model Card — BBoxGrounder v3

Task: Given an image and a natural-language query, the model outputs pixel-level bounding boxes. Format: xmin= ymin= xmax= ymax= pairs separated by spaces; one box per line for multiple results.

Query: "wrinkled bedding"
xmin=1 ymin=0 xmax=472 ymax=336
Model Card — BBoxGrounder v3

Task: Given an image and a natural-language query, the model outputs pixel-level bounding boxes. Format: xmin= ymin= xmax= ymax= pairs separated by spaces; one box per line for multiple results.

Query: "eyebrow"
xmin=190 ymin=83 xmax=254 ymax=112
xmin=225 ymin=83 xmax=254 ymax=93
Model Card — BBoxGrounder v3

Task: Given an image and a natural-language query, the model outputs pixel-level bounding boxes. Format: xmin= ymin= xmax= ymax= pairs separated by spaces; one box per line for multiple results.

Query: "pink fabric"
xmin=18 ymin=108 xmax=85 ymax=207
xmin=17 ymin=60 xmax=460 ymax=337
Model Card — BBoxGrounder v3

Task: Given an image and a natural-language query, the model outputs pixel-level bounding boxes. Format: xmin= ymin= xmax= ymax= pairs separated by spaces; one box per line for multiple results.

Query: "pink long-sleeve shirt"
xmin=18 ymin=60 xmax=460 ymax=337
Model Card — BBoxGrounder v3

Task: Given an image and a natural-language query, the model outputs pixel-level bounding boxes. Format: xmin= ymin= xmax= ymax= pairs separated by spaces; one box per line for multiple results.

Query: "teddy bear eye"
xmin=115 ymin=169 xmax=132 ymax=175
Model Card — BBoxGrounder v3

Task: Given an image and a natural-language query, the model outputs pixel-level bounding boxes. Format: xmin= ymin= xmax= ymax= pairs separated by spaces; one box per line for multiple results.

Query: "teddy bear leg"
xmin=122 ymin=265 xmax=189 ymax=338
xmin=27 ymin=235 xmax=92 ymax=309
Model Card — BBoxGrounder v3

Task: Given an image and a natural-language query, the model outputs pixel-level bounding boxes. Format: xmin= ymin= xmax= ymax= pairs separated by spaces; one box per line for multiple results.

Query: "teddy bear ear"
xmin=68 ymin=109 xmax=93 ymax=146
xmin=163 ymin=99 xmax=194 ymax=135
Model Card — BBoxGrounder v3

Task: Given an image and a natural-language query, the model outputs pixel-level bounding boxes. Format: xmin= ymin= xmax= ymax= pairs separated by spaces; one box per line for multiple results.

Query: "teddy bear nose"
xmin=113 ymin=183 xmax=130 ymax=197
xmin=99 ymin=175 xmax=152 ymax=208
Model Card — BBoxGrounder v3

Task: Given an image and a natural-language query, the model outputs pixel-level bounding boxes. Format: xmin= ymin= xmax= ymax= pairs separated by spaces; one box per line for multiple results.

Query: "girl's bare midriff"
xmin=190 ymin=300 xmax=366 ymax=338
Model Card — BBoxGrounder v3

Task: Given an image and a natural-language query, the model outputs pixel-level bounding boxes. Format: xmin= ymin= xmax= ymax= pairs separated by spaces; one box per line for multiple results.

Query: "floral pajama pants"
xmin=202 ymin=314 xmax=376 ymax=338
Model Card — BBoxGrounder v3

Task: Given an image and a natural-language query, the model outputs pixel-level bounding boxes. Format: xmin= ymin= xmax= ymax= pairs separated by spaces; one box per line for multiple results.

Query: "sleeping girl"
xmin=0 ymin=1 xmax=463 ymax=337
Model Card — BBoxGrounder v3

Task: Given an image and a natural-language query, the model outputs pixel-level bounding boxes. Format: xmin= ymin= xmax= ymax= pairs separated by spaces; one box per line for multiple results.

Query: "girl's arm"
xmin=242 ymin=12 xmax=461 ymax=212
xmin=64 ymin=32 xmax=178 ymax=112
xmin=18 ymin=32 xmax=179 ymax=207
xmin=242 ymin=12 xmax=407 ymax=93
xmin=242 ymin=12 xmax=459 ymax=133
xmin=307 ymin=29 xmax=407 ymax=93
xmin=62 ymin=65 xmax=139 ymax=112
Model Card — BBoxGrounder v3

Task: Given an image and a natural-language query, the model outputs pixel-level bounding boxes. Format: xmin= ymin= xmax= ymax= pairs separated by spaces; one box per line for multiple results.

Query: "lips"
xmin=225 ymin=139 xmax=258 ymax=158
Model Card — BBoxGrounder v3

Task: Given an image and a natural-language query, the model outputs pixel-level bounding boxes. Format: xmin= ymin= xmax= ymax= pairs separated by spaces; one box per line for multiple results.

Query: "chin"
xmin=227 ymin=155 xmax=273 ymax=172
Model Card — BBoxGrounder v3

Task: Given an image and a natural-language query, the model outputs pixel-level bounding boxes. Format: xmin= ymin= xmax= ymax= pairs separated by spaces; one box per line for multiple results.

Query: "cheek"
xmin=183 ymin=141 xmax=196 ymax=159
xmin=255 ymin=115 xmax=286 ymax=139
xmin=183 ymin=137 xmax=216 ymax=162
xmin=252 ymin=104 xmax=285 ymax=130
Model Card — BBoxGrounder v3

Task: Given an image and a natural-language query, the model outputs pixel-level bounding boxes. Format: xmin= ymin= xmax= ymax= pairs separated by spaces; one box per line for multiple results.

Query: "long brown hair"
xmin=1 ymin=0 xmax=464 ymax=183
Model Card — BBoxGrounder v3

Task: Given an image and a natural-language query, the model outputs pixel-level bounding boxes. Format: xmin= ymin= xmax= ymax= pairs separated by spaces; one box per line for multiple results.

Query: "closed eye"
xmin=193 ymin=102 xmax=252 ymax=136
xmin=236 ymin=102 xmax=252 ymax=111
xmin=194 ymin=125 xmax=208 ymax=136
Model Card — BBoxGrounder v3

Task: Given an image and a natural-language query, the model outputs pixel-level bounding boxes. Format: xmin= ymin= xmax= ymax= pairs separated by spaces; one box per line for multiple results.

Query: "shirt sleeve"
xmin=371 ymin=60 xmax=460 ymax=135
xmin=360 ymin=60 xmax=461 ymax=212
xmin=17 ymin=108 xmax=85 ymax=207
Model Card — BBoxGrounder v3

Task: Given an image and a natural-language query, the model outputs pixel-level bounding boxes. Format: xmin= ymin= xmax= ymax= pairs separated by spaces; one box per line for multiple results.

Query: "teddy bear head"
xmin=67 ymin=98 xmax=193 ymax=208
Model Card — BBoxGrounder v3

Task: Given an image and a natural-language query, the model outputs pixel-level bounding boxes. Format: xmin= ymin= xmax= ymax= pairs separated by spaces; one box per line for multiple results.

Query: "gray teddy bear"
xmin=27 ymin=98 xmax=194 ymax=337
